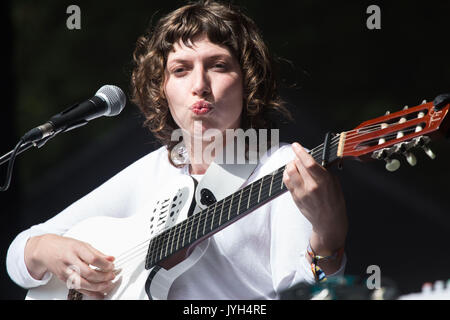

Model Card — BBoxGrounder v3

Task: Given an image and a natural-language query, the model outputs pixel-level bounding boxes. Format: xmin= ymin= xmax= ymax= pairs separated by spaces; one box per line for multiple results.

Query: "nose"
xmin=191 ymin=66 xmax=211 ymax=98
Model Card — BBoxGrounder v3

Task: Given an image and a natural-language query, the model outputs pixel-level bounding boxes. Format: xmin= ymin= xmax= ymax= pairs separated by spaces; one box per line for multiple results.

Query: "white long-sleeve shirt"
xmin=6 ymin=143 xmax=345 ymax=299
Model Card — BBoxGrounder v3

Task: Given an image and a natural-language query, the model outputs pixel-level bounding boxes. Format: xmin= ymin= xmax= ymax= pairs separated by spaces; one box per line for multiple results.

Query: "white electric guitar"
xmin=26 ymin=95 xmax=450 ymax=300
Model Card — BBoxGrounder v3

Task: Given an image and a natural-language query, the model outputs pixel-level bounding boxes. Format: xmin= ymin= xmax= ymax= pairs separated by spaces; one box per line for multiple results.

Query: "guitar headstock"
xmin=338 ymin=94 xmax=450 ymax=171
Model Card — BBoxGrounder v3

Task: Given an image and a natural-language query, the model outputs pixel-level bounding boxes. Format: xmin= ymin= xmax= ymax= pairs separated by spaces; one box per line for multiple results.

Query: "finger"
xmin=283 ymin=161 xmax=304 ymax=191
xmin=291 ymin=142 xmax=325 ymax=179
xmin=77 ymin=244 xmax=115 ymax=272
xmin=77 ymin=275 xmax=115 ymax=293
xmin=75 ymin=259 xmax=116 ymax=283
xmin=87 ymin=244 xmax=116 ymax=264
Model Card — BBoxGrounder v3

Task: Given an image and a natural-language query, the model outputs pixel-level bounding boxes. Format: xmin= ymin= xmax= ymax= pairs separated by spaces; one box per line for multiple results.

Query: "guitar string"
xmin=112 ymin=170 xmax=285 ymax=269
xmin=112 ymin=172 xmax=279 ymax=277
xmin=341 ymin=127 xmax=421 ymax=149
xmin=111 ymin=141 xmax=337 ymax=267
xmin=113 ymin=171 xmax=286 ymax=269
xmin=111 ymin=126 xmax=423 ymax=277
xmin=330 ymin=115 xmax=426 ymax=142
xmin=111 ymin=159 xmax=300 ymax=268
xmin=114 ymin=129 xmax=415 ymax=271
xmin=117 ymin=121 xmax=417 ymax=269
xmin=112 ymin=129 xmax=390 ymax=269
xmin=74 ymin=123 xmax=425 ymax=289
xmin=114 ymin=141 xmax=344 ymax=268
xmin=148 ymin=141 xmax=338 ymax=249
xmin=147 ymin=170 xmax=286 ymax=261
xmin=124 ymin=142 xmax=348 ymax=263
xmin=111 ymin=123 xmax=423 ymax=269
xmin=113 ymin=170 xmax=287 ymax=270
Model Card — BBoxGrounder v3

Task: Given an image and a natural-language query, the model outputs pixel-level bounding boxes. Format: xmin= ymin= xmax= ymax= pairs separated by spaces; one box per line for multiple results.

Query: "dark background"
xmin=1 ymin=0 xmax=449 ymax=299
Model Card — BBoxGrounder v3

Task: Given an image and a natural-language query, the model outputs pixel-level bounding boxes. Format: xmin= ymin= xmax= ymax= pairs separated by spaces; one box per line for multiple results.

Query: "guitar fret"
xmin=247 ymin=183 xmax=253 ymax=209
xmin=189 ymin=215 xmax=195 ymax=243
xmin=236 ymin=189 xmax=244 ymax=215
xmin=164 ymin=226 xmax=173 ymax=258
xmin=202 ymin=210 xmax=207 ymax=235
xmin=170 ymin=223 xmax=181 ymax=253
xmin=249 ymin=180 xmax=260 ymax=207
xmin=175 ymin=222 xmax=182 ymax=251
xmin=158 ymin=234 xmax=164 ymax=260
xmin=257 ymin=176 xmax=264 ymax=203
xmin=181 ymin=219 xmax=188 ymax=247
xmin=269 ymin=172 xmax=275 ymax=196
xmin=218 ymin=197 xmax=226 ymax=226
xmin=211 ymin=202 xmax=218 ymax=230
xmin=195 ymin=211 xmax=202 ymax=239
xmin=227 ymin=193 xmax=234 ymax=221
xmin=148 ymin=238 xmax=156 ymax=266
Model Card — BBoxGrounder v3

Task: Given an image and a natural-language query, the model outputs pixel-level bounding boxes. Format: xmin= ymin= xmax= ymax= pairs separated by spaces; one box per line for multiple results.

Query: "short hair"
xmin=131 ymin=0 xmax=292 ymax=166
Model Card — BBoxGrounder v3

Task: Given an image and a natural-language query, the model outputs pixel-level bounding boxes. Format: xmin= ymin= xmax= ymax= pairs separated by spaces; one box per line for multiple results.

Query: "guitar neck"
xmin=145 ymin=135 xmax=343 ymax=269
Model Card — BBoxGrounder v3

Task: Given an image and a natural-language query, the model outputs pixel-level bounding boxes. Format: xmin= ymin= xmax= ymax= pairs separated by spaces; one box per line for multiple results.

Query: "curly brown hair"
xmin=131 ymin=0 xmax=292 ymax=166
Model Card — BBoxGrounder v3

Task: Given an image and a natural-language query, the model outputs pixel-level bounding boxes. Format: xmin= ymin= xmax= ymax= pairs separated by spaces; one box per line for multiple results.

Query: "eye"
xmin=213 ymin=62 xmax=227 ymax=70
xmin=171 ymin=66 xmax=188 ymax=77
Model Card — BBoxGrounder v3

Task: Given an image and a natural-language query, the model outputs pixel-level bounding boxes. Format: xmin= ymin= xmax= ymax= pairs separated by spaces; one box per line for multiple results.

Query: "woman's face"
xmin=164 ymin=35 xmax=244 ymax=141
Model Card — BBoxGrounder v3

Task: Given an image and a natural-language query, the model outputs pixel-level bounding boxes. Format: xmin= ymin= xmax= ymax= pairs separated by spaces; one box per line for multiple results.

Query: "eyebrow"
xmin=167 ymin=54 xmax=233 ymax=65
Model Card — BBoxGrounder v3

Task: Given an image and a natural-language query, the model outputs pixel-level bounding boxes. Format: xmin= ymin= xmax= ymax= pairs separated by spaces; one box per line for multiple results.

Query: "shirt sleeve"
xmin=264 ymin=145 xmax=347 ymax=296
xmin=269 ymin=192 xmax=347 ymax=296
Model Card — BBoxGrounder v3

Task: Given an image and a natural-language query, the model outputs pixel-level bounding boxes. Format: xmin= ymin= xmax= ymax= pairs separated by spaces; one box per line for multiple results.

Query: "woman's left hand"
xmin=283 ymin=142 xmax=348 ymax=256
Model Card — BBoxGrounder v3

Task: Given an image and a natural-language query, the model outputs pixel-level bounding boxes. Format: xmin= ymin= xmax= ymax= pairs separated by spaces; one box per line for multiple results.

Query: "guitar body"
xmin=25 ymin=175 xmax=209 ymax=300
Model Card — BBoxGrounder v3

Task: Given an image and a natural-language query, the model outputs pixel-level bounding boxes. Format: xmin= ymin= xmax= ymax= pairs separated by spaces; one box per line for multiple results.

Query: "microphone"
xmin=21 ymin=85 xmax=126 ymax=143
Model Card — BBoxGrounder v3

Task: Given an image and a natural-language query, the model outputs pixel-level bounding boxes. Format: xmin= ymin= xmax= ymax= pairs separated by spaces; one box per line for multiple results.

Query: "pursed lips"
xmin=190 ymin=100 xmax=213 ymax=115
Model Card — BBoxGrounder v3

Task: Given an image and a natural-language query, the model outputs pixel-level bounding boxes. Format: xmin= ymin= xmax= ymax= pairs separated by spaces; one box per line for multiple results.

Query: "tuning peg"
xmin=404 ymin=152 xmax=417 ymax=166
xmin=413 ymin=136 xmax=436 ymax=160
xmin=403 ymin=105 xmax=409 ymax=110
xmin=385 ymin=158 xmax=401 ymax=172
xmin=422 ymin=146 xmax=436 ymax=159
xmin=372 ymin=149 xmax=400 ymax=172
xmin=385 ymin=111 xmax=390 ymax=115
xmin=378 ymin=123 xmax=388 ymax=145
xmin=422 ymin=100 xmax=427 ymax=104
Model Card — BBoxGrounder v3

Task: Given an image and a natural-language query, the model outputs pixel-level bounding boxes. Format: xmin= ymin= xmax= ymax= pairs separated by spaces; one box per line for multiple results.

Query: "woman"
xmin=7 ymin=0 xmax=347 ymax=299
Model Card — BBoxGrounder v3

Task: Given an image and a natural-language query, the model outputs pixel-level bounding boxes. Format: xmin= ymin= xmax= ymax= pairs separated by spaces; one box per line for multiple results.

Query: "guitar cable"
xmin=0 ymin=138 xmax=25 ymax=192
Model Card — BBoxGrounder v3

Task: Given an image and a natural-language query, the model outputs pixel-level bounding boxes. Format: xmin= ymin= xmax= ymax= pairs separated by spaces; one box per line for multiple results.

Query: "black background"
xmin=1 ymin=0 xmax=449 ymax=300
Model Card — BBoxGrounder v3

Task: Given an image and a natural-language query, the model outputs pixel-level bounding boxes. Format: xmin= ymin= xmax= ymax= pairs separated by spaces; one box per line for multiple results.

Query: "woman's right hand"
xmin=25 ymin=234 xmax=117 ymax=299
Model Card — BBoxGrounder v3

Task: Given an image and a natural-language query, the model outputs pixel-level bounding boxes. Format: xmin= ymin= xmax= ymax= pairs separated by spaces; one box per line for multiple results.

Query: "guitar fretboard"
xmin=145 ymin=135 xmax=341 ymax=269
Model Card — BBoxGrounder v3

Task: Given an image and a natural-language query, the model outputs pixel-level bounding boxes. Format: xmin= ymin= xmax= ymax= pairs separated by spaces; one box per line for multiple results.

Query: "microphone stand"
xmin=0 ymin=135 xmax=55 ymax=191
xmin=0 ymin=119 xmax=86 ymax=167
xmin=0 ymin=135 xmax=54 ymax=166
xmin=0 ymin=120 xmax=85 ymax=191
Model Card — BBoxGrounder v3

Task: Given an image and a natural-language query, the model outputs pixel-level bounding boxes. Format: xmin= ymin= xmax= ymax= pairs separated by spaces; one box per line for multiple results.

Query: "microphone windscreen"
xmin=96 ymin=85 xmax=126 ymax=116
